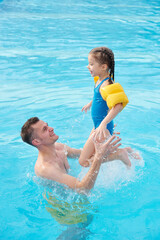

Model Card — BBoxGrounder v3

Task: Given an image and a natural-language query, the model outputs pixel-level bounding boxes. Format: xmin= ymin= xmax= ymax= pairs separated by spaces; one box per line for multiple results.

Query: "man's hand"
xmin=94 ymin=135 xmax=121 ymax=161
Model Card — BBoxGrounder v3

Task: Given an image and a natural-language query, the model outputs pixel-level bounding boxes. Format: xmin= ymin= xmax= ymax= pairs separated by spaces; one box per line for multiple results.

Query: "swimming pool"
xmin=0 ymin=0 xmax=160 ymax=239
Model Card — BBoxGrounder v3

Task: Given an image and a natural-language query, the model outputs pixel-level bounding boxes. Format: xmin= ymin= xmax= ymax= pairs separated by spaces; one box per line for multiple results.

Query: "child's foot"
xmin=119 ymin=149 xmax=132 ymax=167
xmin=124 ymin=147 xmax=141 ymax=160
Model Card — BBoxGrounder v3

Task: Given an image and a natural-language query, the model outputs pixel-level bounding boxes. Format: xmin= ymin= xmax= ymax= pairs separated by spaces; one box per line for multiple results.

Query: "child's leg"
xmin=79 ymin=129 xmax=140 ymax=167
xmin=103 ymin=148 xmax=132 ymax=167
xmin=79 ymin=128 xmax=129 ymax=167
xmin=79 ymin=128 xmax=95 ymax=167
xmin=103 ymin=147 xmax=141 ymax=167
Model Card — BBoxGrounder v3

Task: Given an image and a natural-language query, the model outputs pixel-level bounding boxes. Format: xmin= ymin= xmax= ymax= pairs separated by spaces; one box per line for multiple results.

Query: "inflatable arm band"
xmin=100 ymin=83 xmax=129 ymax=109
xmin=94 ymin=76 xmax=99 ymax=84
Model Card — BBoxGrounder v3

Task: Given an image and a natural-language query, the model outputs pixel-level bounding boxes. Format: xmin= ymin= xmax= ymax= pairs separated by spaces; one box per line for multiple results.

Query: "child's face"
xmin=87 ymin=54 xmax=107 ymax=77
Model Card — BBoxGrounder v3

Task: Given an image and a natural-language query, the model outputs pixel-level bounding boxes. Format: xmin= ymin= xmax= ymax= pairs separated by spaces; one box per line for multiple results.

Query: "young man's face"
xmin=32 ymin=120 xmax=59 ymax=147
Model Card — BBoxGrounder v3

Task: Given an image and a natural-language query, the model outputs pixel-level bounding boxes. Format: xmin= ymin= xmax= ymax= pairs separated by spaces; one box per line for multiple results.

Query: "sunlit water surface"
xmin=0 ymin=0 xmax=160 ymax=239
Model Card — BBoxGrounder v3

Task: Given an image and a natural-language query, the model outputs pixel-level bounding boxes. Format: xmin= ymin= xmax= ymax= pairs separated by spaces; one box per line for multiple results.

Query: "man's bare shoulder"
xmin=35 ymin=160 xmax=48 ymax=177
xmin=35 ymin=160 xmax=59 ymax=181
xmin=55 ymin=142 xmax=65 ymax=150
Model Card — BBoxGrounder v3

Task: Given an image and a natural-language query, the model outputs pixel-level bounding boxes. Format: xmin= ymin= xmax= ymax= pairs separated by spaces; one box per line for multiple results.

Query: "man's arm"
xmin=55 ymin=143 xmax=81 ymax=159
xmin=65 ymin=145 xmax=81 ymax=159
xmin=40 ymin=136 xmax=121 ymax=192
xmin=41 ymin=155 xmax=101 ymax=191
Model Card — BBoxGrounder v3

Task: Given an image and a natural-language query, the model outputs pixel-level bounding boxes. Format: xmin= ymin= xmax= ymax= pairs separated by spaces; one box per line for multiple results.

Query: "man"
xmin=21 ymin=117 xmax=121 ymax=192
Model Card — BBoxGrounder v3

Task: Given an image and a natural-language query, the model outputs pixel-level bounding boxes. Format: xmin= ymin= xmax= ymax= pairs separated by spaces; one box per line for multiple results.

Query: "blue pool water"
xmin=0 ymin=0 xmax=160 ymax=239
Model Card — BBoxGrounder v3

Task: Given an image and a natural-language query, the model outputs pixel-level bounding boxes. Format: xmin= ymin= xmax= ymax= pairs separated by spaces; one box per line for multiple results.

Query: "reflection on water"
xmin=43 ymin=190 xmax=95 ymax=239
xmin=57 ymin=226 xmax=92 ymax=240
xmin=1 ymin=0 xmax=160 ymax=238
xmin=43 ymin=191 xmax=95 ymax=226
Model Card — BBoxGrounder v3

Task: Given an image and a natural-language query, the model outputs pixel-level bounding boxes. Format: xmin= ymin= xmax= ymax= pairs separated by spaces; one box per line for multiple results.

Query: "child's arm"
xmin=101 ymin=103 xmax=123 ymax=127
xmin=94 ymin=103 xmax=123 ymax=141
xmin=82 ymin=100 xmax=92 ymax=113
xmin=95 ymin=82 xmax=129 ymax=141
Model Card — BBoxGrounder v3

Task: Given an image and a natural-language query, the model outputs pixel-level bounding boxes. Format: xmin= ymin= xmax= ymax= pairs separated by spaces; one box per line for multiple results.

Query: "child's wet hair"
xmin=89 ymin=47 xmax=115 ymax=84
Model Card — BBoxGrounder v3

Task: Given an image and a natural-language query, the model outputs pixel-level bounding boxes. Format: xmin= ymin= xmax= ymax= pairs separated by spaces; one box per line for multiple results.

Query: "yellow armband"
xmin=100 ymin=83 xmax=129 ymax=109
xmin=94 ymin=76 xmax=99 ymax=84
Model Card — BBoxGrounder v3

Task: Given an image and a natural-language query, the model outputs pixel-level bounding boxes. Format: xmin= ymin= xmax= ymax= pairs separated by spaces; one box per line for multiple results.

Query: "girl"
xmin=79 ymin=46 xmax=132 ymax=167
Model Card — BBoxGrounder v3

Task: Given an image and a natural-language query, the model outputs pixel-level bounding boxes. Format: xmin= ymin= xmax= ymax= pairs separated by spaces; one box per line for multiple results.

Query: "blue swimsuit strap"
xmin=95 ymin=77 xmax=109 ymax=89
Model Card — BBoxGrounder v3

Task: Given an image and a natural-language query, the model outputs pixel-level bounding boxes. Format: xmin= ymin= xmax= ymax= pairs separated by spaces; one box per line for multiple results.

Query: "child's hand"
xmin=94 ymin=123 xmax=110 ymax=142
xmin=82 ymin=102 xmax=91 ymax=113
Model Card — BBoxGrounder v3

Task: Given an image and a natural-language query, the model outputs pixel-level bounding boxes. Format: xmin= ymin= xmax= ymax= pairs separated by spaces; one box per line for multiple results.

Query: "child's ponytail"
xmin=103 ymin=48 xmax=115 ymax=84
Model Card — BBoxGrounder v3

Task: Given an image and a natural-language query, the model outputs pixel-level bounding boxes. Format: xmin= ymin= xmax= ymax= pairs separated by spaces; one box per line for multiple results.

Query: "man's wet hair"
xmin=21 ymin=117 xmax=39 ymax=146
